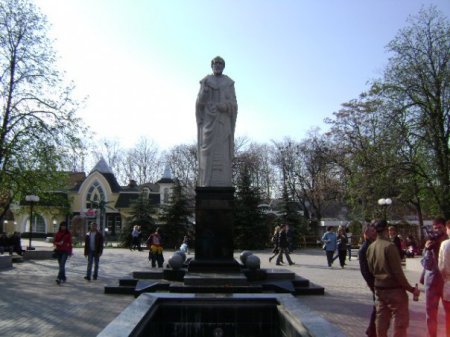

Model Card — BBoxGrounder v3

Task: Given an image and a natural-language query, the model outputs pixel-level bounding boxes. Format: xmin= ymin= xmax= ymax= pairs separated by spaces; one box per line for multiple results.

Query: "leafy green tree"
xmin=0 ymin=0 xmax=84 ymax=218
xmin=120 ymin=192 xmax=156 ymax=247
xmin=159 ymin=179 xmax=192 ymax=249
xmin=233 ymin=164 xmax=266 ymax=249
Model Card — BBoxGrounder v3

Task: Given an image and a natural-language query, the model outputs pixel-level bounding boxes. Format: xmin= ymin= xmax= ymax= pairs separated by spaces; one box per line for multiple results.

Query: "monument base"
xmin=188 ymin=186 xmax=237 ymax=273
xmin=187 ymin=258 xmax=241 ymax=273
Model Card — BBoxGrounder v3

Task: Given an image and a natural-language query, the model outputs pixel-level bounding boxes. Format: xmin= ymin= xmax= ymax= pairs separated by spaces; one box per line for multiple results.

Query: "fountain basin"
xmin=98 ymin=293 xmax=346 ymax=337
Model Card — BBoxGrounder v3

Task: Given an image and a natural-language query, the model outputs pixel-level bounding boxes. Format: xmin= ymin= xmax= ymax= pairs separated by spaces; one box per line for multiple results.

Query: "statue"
xmin=196 ymin=56 xmax=238 ymax=187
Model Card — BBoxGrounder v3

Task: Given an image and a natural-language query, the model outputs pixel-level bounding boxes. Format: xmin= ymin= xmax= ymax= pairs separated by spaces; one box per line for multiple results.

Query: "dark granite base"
xmin=187 ymin=258 xmax=241 ymax=273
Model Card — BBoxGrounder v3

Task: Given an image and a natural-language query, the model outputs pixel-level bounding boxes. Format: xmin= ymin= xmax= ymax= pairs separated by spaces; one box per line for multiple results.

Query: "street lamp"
xmin=25 ymin=195 xmax=40 ymax=250
xmin=378 ymin=198 xmax=392 ymax=220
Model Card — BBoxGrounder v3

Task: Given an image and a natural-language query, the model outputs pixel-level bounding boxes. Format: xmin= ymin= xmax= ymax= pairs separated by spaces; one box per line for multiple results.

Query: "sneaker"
xmin=84 ymin=276 xmax=91 ymax=281
xmin=93 ymin=276 xmax=97 ymax=280
xmin=56 ymin=279 xmax=61 ymax=285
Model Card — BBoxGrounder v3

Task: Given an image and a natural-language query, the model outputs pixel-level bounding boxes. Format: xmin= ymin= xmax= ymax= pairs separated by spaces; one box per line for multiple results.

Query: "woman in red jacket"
xmin=54 ymin=221 xmax=73 ymax=285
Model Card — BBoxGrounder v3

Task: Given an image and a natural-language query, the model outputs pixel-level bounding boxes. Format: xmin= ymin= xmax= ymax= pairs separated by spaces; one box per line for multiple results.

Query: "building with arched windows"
xmin=6 ymin=158 xmax=175 ymax=239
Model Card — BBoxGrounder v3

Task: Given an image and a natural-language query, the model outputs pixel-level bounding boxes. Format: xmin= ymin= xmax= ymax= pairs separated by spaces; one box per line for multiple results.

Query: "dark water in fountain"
xmin=140 ymin=301 xmax=282 ymax=337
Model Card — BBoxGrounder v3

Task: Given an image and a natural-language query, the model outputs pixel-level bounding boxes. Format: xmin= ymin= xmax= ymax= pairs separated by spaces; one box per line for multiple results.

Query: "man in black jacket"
xmin=84 ymin=222 xmax=104 ymax=281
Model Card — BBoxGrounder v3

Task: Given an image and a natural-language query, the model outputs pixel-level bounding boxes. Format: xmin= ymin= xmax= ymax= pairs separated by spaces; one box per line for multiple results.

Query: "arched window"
xmin=143 ymin=187 xmax=150 ymax=199
xmin=163 ymin=188 xmax=169 ymax=204
xmin=27 ymin=213 xmax=46 ymax=233
xmin=86 ymin=180 xmax=106 ymax=209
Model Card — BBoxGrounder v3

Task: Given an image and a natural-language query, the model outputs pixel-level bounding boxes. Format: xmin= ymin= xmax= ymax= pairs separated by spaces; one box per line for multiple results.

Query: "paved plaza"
xmin=0 ymin=240 xmax=446 ymax=337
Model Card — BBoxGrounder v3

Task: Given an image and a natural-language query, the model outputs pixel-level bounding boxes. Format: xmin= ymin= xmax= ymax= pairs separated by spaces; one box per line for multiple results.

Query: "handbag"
xmin=52 ymin=249 xmax=59 ymax=259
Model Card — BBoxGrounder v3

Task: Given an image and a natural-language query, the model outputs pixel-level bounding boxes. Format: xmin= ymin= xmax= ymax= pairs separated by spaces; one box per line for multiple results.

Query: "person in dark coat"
xmin=275 ymin=224 xmax=294 ymax=266
xmin=359 ymin=223 xmax=377 ymax=337
xmin=84 ymin=222 xmax=104 ymax=281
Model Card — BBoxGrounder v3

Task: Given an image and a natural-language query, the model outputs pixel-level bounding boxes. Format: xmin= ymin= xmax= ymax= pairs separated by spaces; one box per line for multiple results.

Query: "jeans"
xmin=86 ymin=250 xmax=100 ymax=278
xmin=426 ymin=282 xmax=450 ymax=337
xmin=57 ymin=252 xmax=69 ymax=281
xmin=325 ymin=250 xmax=334 ymax=266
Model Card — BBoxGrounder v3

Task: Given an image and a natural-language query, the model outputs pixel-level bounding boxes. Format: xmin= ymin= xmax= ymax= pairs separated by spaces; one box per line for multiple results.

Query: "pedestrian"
xmin=53 ymin=221 xmax=73 ymax=285
xmin=10 ymin=231 xmax=23 ymax=255
xmin=269 ymin=226 xmax=282 ymax=263
xmin=180 ymin=235 xmax=189 ymax=254
xmin=332 ymin=226 xmax=348 ymax=268
xmin=321 ymin=226 xmax=337 ymax=268
xmin=366 ymin=219 xmax=420 ymax=337
xmin=131 ymin=225 xmax=141 ymax=251
xmin=275 ymin=224 xmax=294 ymax=265
xmin=422 ymin=217 xmax=449 ymax=337
xmin=359 ymin=222 xmax=377 ymax=337
xmin=438 ymin=219 xmax=450 ymax=337
xmin=0 ymin=232 xmax=12 ymax=255
xmin=84 ymin=222 xmax=104 ymax=281
xmin=389 ymin=226 xmax=405 ymax=260
xmin=346 ymin=227 xmax=353 ymax=261
xmin=146 ymin=228 xmax=164 ymax=268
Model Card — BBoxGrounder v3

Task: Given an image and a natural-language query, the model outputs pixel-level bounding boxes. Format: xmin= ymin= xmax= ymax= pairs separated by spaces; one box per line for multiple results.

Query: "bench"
xmin=22 ymin=250 xmax=53 ymax=260
xmin=0 ymin=255 xmax=13 ymax=269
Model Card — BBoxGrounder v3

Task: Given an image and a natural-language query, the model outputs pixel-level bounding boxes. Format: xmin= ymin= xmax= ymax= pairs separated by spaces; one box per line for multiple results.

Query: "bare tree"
xmin=163 ymin=143 xmax=197 ymax=194
xmin=125 ymin=137 xmax=162 ymax=185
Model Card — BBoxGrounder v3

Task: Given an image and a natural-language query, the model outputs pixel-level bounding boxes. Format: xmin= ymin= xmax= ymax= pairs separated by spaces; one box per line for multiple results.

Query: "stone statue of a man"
xmin=196 ymin=56 xmax=238 ymax=187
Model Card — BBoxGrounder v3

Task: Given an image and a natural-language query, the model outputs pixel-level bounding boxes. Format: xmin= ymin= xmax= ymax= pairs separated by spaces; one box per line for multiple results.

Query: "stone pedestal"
xmin=188 ymin=187 xmax=240 ymax=272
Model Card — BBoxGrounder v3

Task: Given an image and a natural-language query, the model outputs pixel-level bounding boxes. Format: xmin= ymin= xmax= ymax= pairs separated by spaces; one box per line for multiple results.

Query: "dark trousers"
xmin=366 ymin=292 xmax=377 ymax=337
xmin=149 ymin=252 xmax=164 ymax=268
xmin=57 ymin=252 xmax=69 ymax=281
xmin=86 ymin=250 xmax=100 ymax=278
xmin=333 ymin=250 xmax=347 ymax=267
xmin=276 ymin=247 xmax=293 ymax=265
xmin=326 ymin=250 xmax=334 ymax=266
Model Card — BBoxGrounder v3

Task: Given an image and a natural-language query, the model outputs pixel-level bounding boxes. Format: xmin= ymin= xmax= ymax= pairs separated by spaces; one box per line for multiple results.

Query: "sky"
xmin=34 ymin=0 xmax=450 ymax=150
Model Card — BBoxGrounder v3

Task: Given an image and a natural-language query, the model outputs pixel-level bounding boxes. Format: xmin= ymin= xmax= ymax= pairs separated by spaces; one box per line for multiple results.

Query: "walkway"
xmin=0 ymin=241 xmax=444 ymax=337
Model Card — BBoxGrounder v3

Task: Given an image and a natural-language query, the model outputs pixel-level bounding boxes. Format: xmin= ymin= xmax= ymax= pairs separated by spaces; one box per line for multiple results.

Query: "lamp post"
xmin=25 ymin=195 xmax=40 ymax=250
xmin=378 ymin=198 xmax=392 ymax=220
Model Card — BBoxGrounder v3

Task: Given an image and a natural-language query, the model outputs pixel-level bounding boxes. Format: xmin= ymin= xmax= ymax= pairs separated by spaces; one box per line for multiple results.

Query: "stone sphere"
xmin=168 ymin=253 xmax=184 ymax=270
xmin=174 ymin=250 xmax=186 ymax=262
xmin=245 ymin=254 xmax=260 ymax=269
xmin=240 ymin=250 xmax=253 ymax=265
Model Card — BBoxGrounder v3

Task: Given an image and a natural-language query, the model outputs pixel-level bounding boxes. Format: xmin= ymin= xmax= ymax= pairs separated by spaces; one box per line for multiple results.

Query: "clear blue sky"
xmin=34 ymin=0 xmax=450 ymax=150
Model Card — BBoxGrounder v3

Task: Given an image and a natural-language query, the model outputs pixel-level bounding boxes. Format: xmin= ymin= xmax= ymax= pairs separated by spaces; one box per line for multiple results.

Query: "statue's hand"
xmin=217 ymin=103 xmax=228 ymax=112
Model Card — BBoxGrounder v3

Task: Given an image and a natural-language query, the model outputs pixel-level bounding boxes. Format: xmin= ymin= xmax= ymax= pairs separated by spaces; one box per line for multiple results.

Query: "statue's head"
xmin=211 ymin=56 xmax=225 ymax=75
xmin=211 ymin=56 xmax=225 ymax=67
